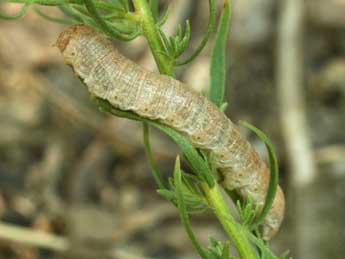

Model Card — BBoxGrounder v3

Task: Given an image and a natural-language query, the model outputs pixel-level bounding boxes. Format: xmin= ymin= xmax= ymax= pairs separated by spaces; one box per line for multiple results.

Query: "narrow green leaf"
xmin=71 ymin=4 xmax=94 ymax=16
xmin=108 ymin=19 xmax=139 ymax=35
xmin=236 ymin=199 xmax=256 ymax=227
xmin=157 ymin=189 xmax=176 ymax=202
xmin=221 ymin=241 xmax=231 ymax=259
xmin=208 ymin=236 xmax=220 ymax=248
xmin=83 ymin=0 xmax=138 ymax=41
xmin=0 ymin=3 xmax=29 ymax=20
xmin=169 ymin=36 xmax=178 ymax=56
xmin=176 ymin=24 xmax=182 ymax=39
xmin=143 ymin=123 xmax=167 ymax=190
xmin=220 ymin=102 xmax=228 ymax=112
xmin=207 ymin=236 xmax=232 ymax=259
xmin=175 ymin=0 xmax=216 ymax=66
xmin=181 ymin=170 xmax=200 ymax=183
xmin=176 ymin=20 xmax=191 ymax=57
xmin=156 ymin=2 xmax=171 ymax=27
xmin=280 ymin=250 xmax=291 ymax=259
xmin=207 ymin=250 xmax=219 ymax=259
xmin=118 ymin=0 xmax=129 ymax=12
xmin=107 ymin=0 xmax=126 ymax=10
xmin=209 ymin=0 xmax=231 ymax=107
xmin=102 ymin=12 xmax=125 ymax=20
xmin=58 ymin=5 xmax=83 ymax=22
xmin=154 ymin=124 xmax=215 ymax=187
xmin=34 ymin=7 xmax=75 ymax=24
xmin=158 ymin=28 xmax=171 ymax=53
xmin=240 ymin=121 xmax=279 ymax=230
xmin=149 ymin=0 xmax=159 ymax=21
xmin=68 ymin=4 xmax=100 ymax=27
xmin=249 ymin=233 xmax=280 ymax=259
xmin=174 ymin=156 xmax=209 ymax=259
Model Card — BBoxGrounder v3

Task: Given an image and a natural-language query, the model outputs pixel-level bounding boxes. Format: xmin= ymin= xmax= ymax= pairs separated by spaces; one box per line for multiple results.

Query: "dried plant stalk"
xmin=56 ymin=25 xmax=285 ymax=240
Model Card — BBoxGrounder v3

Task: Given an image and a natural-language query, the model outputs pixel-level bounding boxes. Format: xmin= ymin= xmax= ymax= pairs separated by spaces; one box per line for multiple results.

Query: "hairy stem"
xmin=132 ymin=0 xmax=174 ymax=76
xmin=143 ymin=122 xmax=167 ymax=190
xmin=202 ymin=182 xmax=257 ymax=259
xmin=131 ymin=1 xmax=256 ymax=258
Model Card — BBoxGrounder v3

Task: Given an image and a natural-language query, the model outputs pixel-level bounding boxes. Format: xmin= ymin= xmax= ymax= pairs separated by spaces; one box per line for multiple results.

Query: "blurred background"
xmin=0 ymin=0 xmax=345 ymax=258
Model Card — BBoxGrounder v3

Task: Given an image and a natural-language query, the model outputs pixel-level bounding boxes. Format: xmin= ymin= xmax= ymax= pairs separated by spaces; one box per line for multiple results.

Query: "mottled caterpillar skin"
xmin=56 ymin=25 xmax=285 ymax=240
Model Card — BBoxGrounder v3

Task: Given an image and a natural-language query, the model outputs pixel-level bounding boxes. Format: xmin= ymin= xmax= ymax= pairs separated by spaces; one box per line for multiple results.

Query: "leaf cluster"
xmin=0 ymin=0 xmax=216 ymax=66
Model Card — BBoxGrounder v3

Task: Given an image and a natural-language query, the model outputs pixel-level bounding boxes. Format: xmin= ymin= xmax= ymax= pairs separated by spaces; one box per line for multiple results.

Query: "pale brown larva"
xmin=56 ymin=24 xmax=285 ymax=240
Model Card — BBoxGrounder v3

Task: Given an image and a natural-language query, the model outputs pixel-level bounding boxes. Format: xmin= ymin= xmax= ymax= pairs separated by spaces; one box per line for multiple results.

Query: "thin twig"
xmin=0 ymin=222 xmax=68 ymax=251
xmin=277 ymin=1 xmax=318 ymax=258
xmin=0 ymin=222 xmax=152 ymax=259
xmin=277 ymin=0 xmax=317 ymax=188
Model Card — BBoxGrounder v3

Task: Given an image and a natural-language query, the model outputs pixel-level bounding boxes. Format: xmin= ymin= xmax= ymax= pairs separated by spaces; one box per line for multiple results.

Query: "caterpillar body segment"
xmin=56 ymin=25 xmax=285 ymax=240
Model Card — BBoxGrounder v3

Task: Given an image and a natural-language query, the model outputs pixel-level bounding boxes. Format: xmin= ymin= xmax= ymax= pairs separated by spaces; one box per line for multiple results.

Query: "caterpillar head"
xmin=56 ymin=24 xmax=95 ymax=65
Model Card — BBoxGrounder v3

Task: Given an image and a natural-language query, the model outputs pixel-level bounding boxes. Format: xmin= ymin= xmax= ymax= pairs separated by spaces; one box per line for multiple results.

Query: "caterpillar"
xmin=56 ymin=24 xmax=285 ymax=240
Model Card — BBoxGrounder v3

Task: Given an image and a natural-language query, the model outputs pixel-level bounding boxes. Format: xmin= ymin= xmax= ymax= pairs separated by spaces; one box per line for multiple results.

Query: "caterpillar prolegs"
xmin=56 ymin=25 xmax=285 ymax=240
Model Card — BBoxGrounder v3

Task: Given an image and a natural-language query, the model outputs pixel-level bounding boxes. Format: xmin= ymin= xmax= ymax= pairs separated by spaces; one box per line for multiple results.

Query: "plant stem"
xmin=131 ymin=1 xmax=256 ymax=258
xmin=143 ymin=122 xmax=167 ymax=190
xmin=202 ymin=182 xmax=257 ymax=259
xmin=132 ymin=0 xmax=174 ymax=76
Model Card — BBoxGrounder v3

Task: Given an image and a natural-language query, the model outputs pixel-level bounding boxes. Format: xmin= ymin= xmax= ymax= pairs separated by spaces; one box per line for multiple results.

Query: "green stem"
xmin=131 ymin=1 xmax=255 ymax=258
xmin=202 ymin=182 xmax=257 ymax=259
xmin=143 ymin=122 xmax=167 ymax=190
xmin=131 ymin=0 xmax=173 ymax=193
xmin=0 ymin=2 xmax=29 ymax=20
xmin=132 ymin=0 xmax=174 ymax=76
